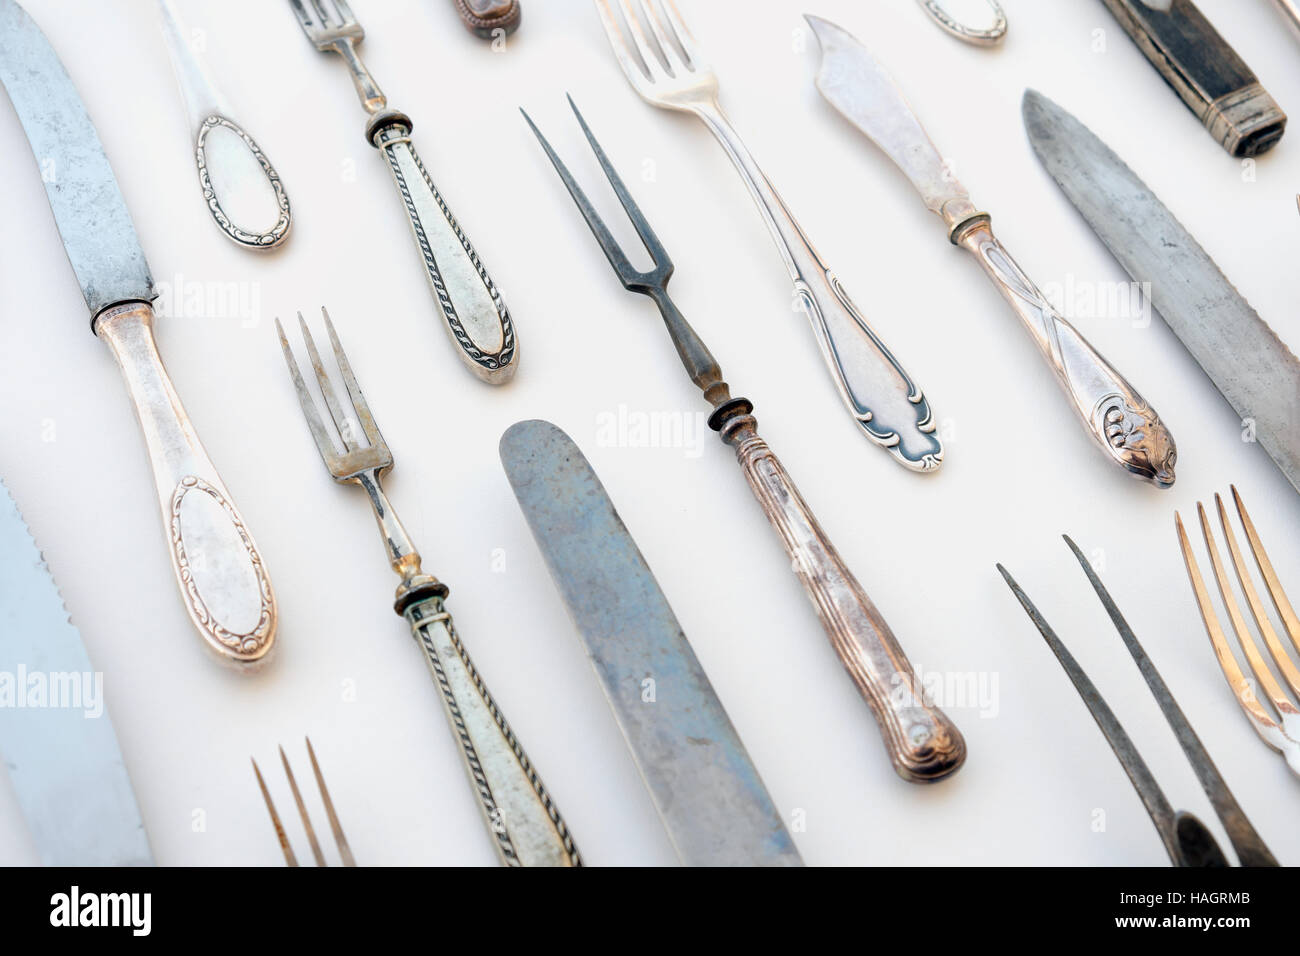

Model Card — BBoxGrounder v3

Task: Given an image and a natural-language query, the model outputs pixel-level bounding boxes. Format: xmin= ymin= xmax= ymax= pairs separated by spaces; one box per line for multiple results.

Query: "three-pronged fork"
xmin=286 ymin=0 xmax=517 ymax=383
xmin=252 ymin=738 xmax=356 ymax=866
xmin=275 ymin=309 xmax=580 ymax=866
xmin=524 ymin=99 xmax=964 ymax=782
xmin=591 ymin=0 xmax=942 ymax=471
xmin=1176 ymin=486 xmax=1300 ymax=777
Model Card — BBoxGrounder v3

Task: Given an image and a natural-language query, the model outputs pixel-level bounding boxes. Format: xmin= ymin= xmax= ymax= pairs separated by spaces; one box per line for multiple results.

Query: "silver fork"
xmin=276 ymin=309 xmax=581 ymax=866
xmin=593 ymin=0 xmax=942 ymax=472
xmin=287 ymin=0 xmax=518 ymax=383
xmin=1176 ymin=486 xmax=1300 ymax=777
xmin=252 ymin=737 xmax=356 ymax=866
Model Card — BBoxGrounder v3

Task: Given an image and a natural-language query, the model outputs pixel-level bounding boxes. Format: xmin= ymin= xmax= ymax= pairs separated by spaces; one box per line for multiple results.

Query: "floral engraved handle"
xmin=957 ymin=222 xmax=1177 ymax=486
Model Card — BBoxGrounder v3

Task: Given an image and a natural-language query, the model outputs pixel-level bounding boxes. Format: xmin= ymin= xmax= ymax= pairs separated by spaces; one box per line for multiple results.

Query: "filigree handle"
xmin=370 ymin=116 xmax=518 ymax=384
xmin=194 ymin=114 xmax=291 ymax=251
xmin=404 ymin=596 xmax=581 ymax=866
xmin=721 ymin=415 xmax=965 ymax=782
xmin=95 ymin=302 xmax=276 ymax=667
xmin=956 ymin=222 xmax=1177 ymax=486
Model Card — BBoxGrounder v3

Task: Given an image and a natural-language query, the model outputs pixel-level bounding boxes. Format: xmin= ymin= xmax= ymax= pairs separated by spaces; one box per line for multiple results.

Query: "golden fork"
xmin=252 ymin=737 xmax=356 ymax=866
xmin=1176 ymin=486 xmax=1300 ymax=777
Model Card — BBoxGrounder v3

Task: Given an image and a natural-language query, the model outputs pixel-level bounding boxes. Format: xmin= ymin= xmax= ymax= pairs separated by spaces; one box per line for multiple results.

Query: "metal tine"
xmin=521 ymin=104 xmax=665 ymax=291
xmin=594 ymin=0 xmax=652 ymax=89
xmin=636 ymin=0 xmax=686 ymax=74
xmin=281 ymin=745 xmax=327 ymax=867
xmin=1216 ymin=493 xmax=1300 ymax=698
xmin=311 ymin=0 xmax=337 ymax=29
xmin=1232 ymin=486 xmax=1300 ymax=666
xmin=298 ymin=312 xmax=361 ymax=453
xmin=321 ymin=308 xmax=385 ymax=453
xmin=1062 ymin=535 xmax=1278 ymax=867
xmin=332 ymin=0 xmax=358 ymax=25
xmin=306 ymin=737 xmax=356 ymax=867
xmin=289 ymin=0 xmax=315 ymax=31
xmin=1175 ymin=513 xmax=1283 ymax=745
xmin=252 ymin=758 xmax=299 ymax=867
xmin=656 ymin=0 xmax=705 ymax=69
xmin=996 ymin=563 xmax=1184 ymax=866
xmin=276 ymin=318 xmax=342 ymax=467
xmin=616 ymin=0 xmax=670 ymax=80
xmin=1196 ymin=502 xmax=1298 ymax=725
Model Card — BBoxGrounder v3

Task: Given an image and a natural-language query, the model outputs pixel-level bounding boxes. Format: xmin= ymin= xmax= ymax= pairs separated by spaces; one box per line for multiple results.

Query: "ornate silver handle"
xmin=371 ymin=117 xmax=518 ymax=384
xmin=94 ymin=302 xmax=276 ymax=667
xmin=722 ymin=416 xmax=965 ymax=782
xmin=694 ymin=103 xmax=942 ymax=472
xmin=403 ymin=596 xmax=581 ymax=866
xmin=193 ymin=114 xmax=292 ymax=250
xmin=955 ymin=221 xmax=1177 ymax=486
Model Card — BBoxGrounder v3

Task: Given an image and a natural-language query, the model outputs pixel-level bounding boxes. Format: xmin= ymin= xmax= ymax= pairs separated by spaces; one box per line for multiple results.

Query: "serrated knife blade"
xmin=500 ymin=420 xmax=802 ymax=867
xmin=1022 ymin=90 xmax=1300 ymax=495
xmin=0 ymin=479 xmax=152 ymax=866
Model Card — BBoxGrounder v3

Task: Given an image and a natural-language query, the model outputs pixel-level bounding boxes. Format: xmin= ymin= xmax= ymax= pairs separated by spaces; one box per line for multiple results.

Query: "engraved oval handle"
xmin=724 ymin=422 xmax=965 ymax=782
xmin=957 ymin=223 xmax=1177 ymax=487
xmin=194 ymin=114 xmax=291 ymax=250
xmin=404 ymin=597 xmax=581 ymax=866
xmin=94 ymin=303 xmax=276 ymax=668
xmin=371 ymin=119 xmax=518 ymax=384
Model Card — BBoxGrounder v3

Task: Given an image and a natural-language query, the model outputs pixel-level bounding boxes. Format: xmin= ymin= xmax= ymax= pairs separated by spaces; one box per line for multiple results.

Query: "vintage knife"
xmin=0 ymin=479 xmax=153 ymax=866
xmin=0 ymin=0 xmax=277 ymax=667
xmin=1098 ymin=0 xmax=1286 ymax=158
xmin=1023 ymin=91 xmax=1300 ymax=496
xmin=500 ymin=420 xmax=803 ymax=867
xmin=806 ymin=16 xmax=1177 ymax=487
xmin=158 ymin=0 xmax=292 ymax=250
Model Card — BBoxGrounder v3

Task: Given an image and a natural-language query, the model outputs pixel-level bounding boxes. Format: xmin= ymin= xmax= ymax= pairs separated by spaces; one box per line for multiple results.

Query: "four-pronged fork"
xmin=286 ymin=0 xmax=517 ymax=383
xmin=591 ymin=0 xmax=942 ymax=471
xmin=1176 ymin=486 xmax=1300 ymax=778
xmin=252 ymin=738 xmax=356 ymax=866
xmin=275 ymin=308 xmax=580 ymax=866
xmin=524 ymin=99 xmax=964 ymax=782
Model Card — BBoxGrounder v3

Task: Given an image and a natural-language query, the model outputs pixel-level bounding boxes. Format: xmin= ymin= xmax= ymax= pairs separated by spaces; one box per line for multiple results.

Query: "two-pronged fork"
xmin=592 ymin=0 xmax=942 ymax=471
xmin=287 ymin=0 xmax=517 ymax=383
xmin=275 ymin=309 xmax=580 ymax=866
xmin=524 ymin=99 xmax=964 ymax=782
xmin=252 ymin=738 xmax=356 ymax=866
xmin=1176 ymin=487 xmax=1300 ymax=778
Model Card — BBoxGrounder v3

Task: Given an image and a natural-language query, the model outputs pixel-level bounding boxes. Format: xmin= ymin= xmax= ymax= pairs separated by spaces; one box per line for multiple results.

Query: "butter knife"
xmin=159 ymin=0 xmax=292 ymax=249
xmin=806 ymin=15 xmax=1178 ymax=487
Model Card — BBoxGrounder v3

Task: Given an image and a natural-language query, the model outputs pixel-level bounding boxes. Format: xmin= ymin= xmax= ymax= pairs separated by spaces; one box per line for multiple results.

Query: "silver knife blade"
xmin=0 ymin=0 xmax=155 ymax=316
xmin=805 ymin=14 xmax=969 ymax=216
xmin=1023 ymin=90 xmax=1300 ymax=494
xmin=0 ymin=479 xmax=152 ymax=866
xmin=500 ymin=420 xmax=803 ymax=867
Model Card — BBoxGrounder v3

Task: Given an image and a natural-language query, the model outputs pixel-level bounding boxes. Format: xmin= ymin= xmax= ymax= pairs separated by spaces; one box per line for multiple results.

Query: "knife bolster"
xmin=1205 ymin=85 xmax=1287 ymax=158
xmin=941 ymin=198 xmax=991 ymax=244
xmin=366 ymin=109 xmax=414 ymax=147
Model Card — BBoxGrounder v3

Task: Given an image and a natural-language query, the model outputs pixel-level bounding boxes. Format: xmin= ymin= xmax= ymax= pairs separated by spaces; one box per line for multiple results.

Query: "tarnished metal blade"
xmin=805 ymin=14 xmax=969 ymax=214
xmin=500 ymin=420 xmax=803 ymax=867
xmin=0 ymin=480 xmax=152 ymax=866
xmin=1023 ymin=90 xmax=1300 ymax=494
xmin=0 ymin=0 xmax=155 ymax=316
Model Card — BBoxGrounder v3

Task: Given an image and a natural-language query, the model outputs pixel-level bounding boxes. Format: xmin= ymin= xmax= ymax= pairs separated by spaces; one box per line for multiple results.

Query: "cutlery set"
xmin=0 ymin=0 xmax=1296 ymax=867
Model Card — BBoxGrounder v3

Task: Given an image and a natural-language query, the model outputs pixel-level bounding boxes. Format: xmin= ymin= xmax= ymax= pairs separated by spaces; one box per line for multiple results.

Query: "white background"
xmin=0 ymin=0 xmax=1297 ymax=867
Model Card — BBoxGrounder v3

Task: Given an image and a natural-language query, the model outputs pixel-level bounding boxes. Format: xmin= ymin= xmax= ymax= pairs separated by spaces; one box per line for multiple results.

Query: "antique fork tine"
xmin=306 ymin=737 xmax=356 ymax=867
xmin=251 ymin=757 xmax=298 ymax=866
xmin=525 ymin=100 xmax=964 ymax=782
xmin=591 ymin=0 xmax=944 ymax=472
xmin=1062 ymin=536 xmax=1277 ymax=867
xmin=275 ymin=312 xmax=581 ymax=866
xmin=298 ymin=313 xmax=361 ymax=453
xmin=997 ymin=564 xmax=1229 ymax=867
xmin=280 ymin=745 xmax=327 ymax=866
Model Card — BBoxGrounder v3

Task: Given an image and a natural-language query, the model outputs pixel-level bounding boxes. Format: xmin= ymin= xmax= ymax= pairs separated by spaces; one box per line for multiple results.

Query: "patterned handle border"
xmin=723 ymin=418 xmax=965 ymax=782
xmin=373 ymin=121 xmax=518 ymax=384
xmin=194 ymin=114 xmax=292 ymax=251
xmin=404 ymin=596 xmax=581 ymax=866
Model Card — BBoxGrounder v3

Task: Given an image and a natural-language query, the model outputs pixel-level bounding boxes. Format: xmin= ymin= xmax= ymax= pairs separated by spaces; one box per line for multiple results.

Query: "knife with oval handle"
xmin=159 ymin=0 xmax=292 ymax=249
xmin=806 ymin=15 xmax=1177 ymax=488
xmin=0 ymin=0 xmax=277 ymax=667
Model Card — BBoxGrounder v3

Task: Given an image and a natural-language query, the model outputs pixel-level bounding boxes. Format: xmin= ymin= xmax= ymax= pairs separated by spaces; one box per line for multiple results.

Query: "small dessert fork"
xmin=275 ymin=309 xmax=580 ymax=866
xmin=252 ymin=738 xmax=355 ymax=866
xmin=1176 ymin=486 xmax=1300 ymax=777
xmin=286 ymin=0 xmax=517 ymax=383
